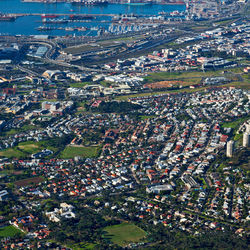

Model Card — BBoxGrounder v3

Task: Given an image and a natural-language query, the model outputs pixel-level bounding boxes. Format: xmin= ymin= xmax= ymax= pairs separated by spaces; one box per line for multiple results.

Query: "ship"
xmin=123 ymin=0 xmax=152 ymax=4
xmin=42 ymin=18 xmax=69 ymax=24
xmin=0 ymin=13 xmax=16 ymax=22
xmin=69 ymin=15 xmax=95 ymax=20
xmin=41 ymin=14 xmax=59 ymax=19
xmin=36 ymin=26 xmax=56 ymax=31
xmin=162 ymin=0 xmax=185 ymax=4
xmin=71 ymin=0 xmax=108 ymax=5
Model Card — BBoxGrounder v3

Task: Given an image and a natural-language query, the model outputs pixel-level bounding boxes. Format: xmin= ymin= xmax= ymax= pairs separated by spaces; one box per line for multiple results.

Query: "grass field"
xmin=103 ymin=223 xmax=146 ymax=247
xmin=0 ymin=225 xmax=23 ymax=238
xmin=70 ymin=82 xmax=93 ymax=88
xmin=0 ymin=141 xmax=57 ymax=159
xmin=0 ymin=148 xmax=25 ymax=159
xmin=59 ymin=145 xmax=101 ymax=159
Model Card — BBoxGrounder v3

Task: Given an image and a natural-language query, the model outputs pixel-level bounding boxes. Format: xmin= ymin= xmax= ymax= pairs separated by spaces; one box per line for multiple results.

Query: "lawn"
xmin=222 ymin=116 xmax=250 ymax=129
xmin=0 ymin=141 xmax=57 ymax=159
xmin=0 ymin=225 xmax=23 ymax=238
xmin=70 ymin=243 xmax=97 ymax=250
xmin=0 ymin=148 xmax=26 ymax=159
xmin=59 ymin=145 xmax=101 ymax=159
xmin=103 ymin=223 xmax=146 ymax=247
xmin=139 ymin=115 xmax=157 ymax=120
xmin=1 ymin=124 xmax=37 ymax=136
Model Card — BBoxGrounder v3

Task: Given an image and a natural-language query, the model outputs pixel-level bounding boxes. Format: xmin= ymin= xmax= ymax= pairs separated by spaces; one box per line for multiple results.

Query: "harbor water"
xmin=0 ymin=0 xmax=186 ymax=36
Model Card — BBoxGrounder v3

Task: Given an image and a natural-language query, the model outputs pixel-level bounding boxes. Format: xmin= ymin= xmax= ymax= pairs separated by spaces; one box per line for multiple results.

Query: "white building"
xmin=226 ymin=140 xmax=235 ymax=157
xmin=243 ymin=133 xmax=249 ymax=147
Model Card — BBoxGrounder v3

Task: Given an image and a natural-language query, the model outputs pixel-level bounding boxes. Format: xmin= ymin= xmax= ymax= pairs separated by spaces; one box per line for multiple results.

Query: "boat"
xmin=90 ymin=26 xmax=98 ymax=31
xmin=0 ymin=13 xmax=16 ymax=22
xmin=65 ymin=27 xmax=74 ymax=31
xmin=170 ymin=10 xmax=185 ymax=16
xmin=76 ymin=27 xmax=87 ymax=31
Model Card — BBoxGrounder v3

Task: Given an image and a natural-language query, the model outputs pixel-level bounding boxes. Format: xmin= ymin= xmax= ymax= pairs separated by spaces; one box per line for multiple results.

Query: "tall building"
xmin=226 ymin=140 xmax=234 ymax=157
xmin=243 ymin=133 xmax=250 ymax=147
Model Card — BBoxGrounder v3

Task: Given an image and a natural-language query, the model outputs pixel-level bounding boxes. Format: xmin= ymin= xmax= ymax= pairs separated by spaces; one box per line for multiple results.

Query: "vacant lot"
xmin=60 ymin=145 xmax=101 ymax=159
xmin=144 ymin=80 xmax=184 ymax=89
xmin=14 ymin=176 xmax=44 ymax=187
xmin=103 ymin=223 xmax=146 ymax=247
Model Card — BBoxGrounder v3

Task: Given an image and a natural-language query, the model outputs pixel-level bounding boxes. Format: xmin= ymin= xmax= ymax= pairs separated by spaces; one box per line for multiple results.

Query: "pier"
xmin=12 ymin=13 xmax=117 ymax=17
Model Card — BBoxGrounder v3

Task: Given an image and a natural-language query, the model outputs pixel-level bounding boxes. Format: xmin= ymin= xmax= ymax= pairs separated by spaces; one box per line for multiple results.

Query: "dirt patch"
xmin=18 ymin=144 xmax=39 ymax=150
xmin=14 ymin=177 xmax=44 ymax=187
xmin=13 ymin=171 xmax=23 ymax=175
xmin=144 ymin=80 xmax=184 ymax=89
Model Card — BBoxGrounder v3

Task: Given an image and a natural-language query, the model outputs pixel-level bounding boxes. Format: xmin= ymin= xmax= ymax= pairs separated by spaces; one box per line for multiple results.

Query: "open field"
xmin=0 ymin=225 xmax=23 ymax=238
xmin=59 ymin=145 xmax=101 ymax=159
xmin=144 ymin=70 xmax=226 ymax=83
xmin=116 ymin=86 xmax=208 ymax=101
xmin=14 ymin=176 xmax=44 ymax=187
xmin=103 ymin=223 xmax=146 ymax=247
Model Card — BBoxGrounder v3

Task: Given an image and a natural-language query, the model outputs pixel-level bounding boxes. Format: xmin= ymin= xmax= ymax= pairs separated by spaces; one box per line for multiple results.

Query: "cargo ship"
xmin=0 ymin=13 xmax=16 ymax=22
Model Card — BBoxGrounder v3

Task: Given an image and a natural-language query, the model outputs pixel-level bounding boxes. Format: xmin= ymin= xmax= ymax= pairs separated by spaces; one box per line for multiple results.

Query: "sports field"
xmin=59 ymin=145 xmax=101 ymax=159
xmin=103 ymin=223 xmax=146 ymax=247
